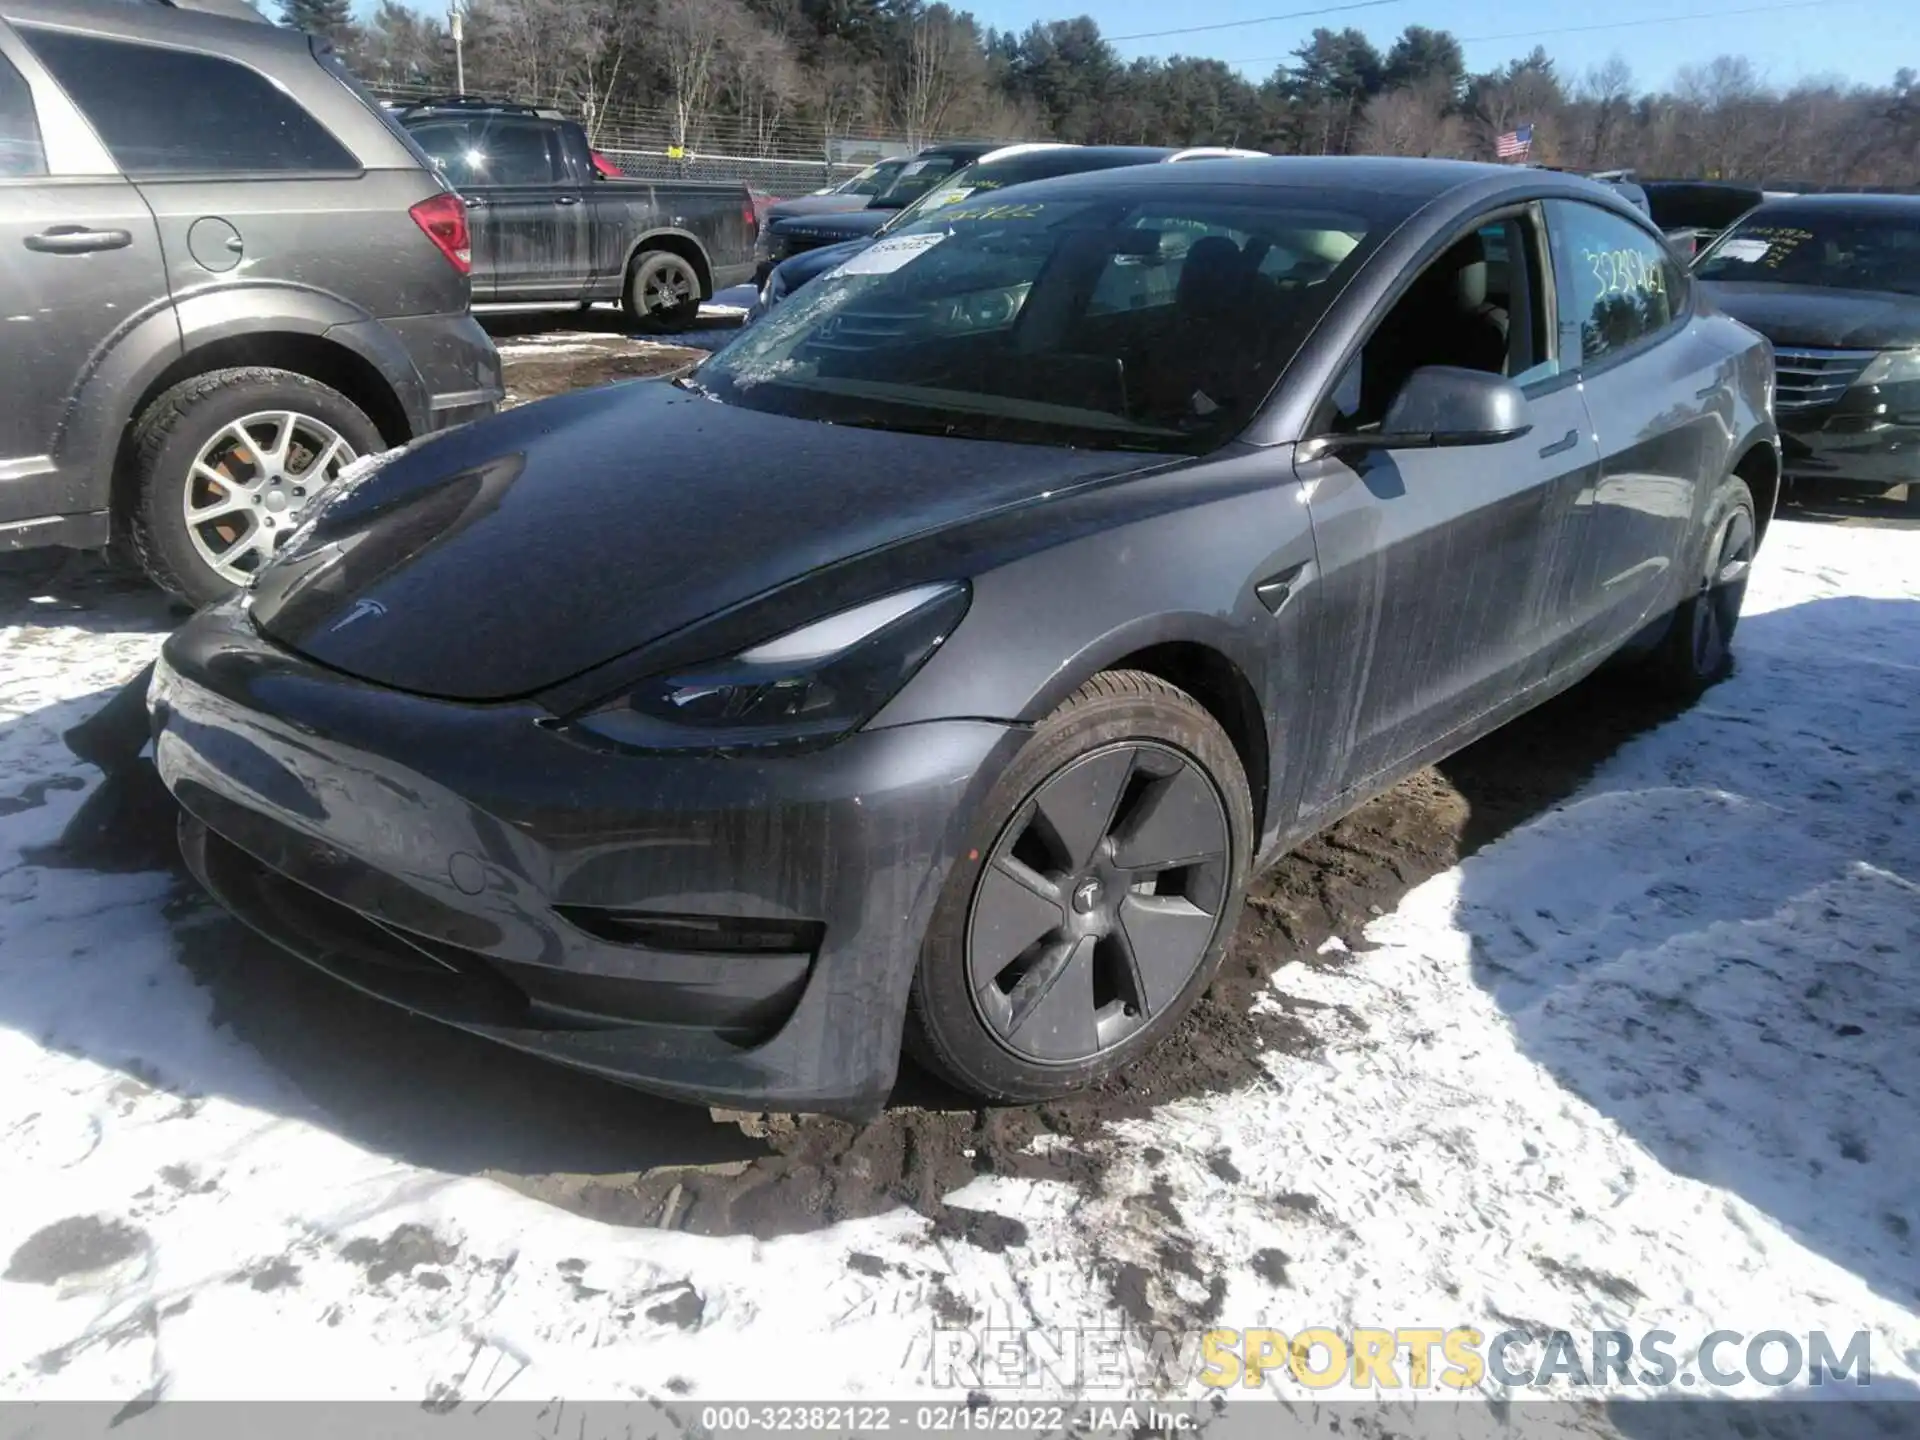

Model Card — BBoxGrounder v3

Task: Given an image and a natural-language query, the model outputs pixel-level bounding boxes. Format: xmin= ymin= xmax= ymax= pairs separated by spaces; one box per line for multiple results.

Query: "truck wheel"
xmin=624 ymin=250 xmax=703 ymax=332
xmin=126 ymin=367 xmax=382 ymax=608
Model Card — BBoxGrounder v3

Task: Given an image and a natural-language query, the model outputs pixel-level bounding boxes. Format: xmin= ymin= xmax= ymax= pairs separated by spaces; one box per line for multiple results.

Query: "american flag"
xmin=1496 ymin=124 xmax=1534 ymax=160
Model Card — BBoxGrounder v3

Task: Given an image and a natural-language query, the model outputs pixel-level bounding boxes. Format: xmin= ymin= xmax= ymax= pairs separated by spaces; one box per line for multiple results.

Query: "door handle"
xmin=1537 ymin=428 xmax=1579 ymax=459
xmin=556 ymin=194 xmax=581 ymax=205
xmin=24 ymin=226 xmax=133 ymax=255
xmin=463 ymin=195 xmax=488 ymax=209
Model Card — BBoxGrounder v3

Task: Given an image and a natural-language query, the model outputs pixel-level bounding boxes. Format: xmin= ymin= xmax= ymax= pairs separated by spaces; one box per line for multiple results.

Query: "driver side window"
xmin=1329 ymin=209 xmax=1557 ymax=432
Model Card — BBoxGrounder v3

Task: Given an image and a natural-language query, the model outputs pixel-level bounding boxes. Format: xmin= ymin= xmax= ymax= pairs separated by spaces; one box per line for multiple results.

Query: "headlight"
xmin=764 ymin=265 xmax=791 ymax=308
xmin=1854 ymin=349 xmax=1920 ymax=388
xmin=571 ymin=582 xmax=969 ymax=752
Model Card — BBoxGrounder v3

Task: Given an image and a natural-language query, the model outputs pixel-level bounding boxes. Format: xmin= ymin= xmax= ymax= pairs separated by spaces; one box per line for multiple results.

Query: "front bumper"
xmin=151 ymin=598 xmax=1020 ymax=1117
xmin=1778 ymin=387 xmax=1920 ymax=490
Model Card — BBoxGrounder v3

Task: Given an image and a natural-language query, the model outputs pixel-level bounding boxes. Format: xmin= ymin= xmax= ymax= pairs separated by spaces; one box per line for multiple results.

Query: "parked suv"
xmin=0 ymin=0 xmax=503 ymax=605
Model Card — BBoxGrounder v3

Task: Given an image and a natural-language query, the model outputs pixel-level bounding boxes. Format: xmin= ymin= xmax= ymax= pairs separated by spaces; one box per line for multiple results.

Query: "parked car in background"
xmin=151 ymin=158 xmax=1776 ymax=1118
xmin=762 ymin=156 xmax=910 ymax=221
xmin=1695 ymin=192 xmax=1920 ymax=510
xmin=1644 ymin=179 xmax=1767 ymax=259
xmin=751 ymin=144 xmax=1271 ymax=318
xmin=753 ymin=140 xmax=1007 ymax=285
xmin=0 ymin=0 xmax=501 ymax=605
xmin=397 ymin=96 xmax=757 ymax=329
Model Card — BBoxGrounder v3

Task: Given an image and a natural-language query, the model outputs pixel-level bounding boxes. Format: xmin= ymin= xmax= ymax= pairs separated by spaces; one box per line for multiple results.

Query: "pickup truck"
xmin=395 ymin=98 xmax=757 ymax=329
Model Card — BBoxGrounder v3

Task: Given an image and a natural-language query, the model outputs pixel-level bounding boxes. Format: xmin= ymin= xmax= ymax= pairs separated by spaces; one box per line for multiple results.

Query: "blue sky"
xmin=961 ymin=0 xmax=1917 ymax=89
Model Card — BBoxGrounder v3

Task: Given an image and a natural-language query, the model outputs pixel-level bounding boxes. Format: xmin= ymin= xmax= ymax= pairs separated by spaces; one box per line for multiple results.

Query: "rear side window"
xmin=1547 ymin=198 xmax=1685 ymax=365
xmin=21 ymin=29 xmax=357 ymax=177
xmin=0 ymin=51 xmax=45 ymax=178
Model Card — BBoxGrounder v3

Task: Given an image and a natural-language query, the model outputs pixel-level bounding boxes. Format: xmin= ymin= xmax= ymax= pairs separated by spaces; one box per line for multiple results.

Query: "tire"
xmin=1903 ymin=482 xmax=1920 ymax=515
xmin=126 ymin=367 xmax=382 ymax=608
xmin=624 ymin=249 xmax=704 ymax=332
xmin=907 ymin=670 xmax=1254 ymax=1103
xmin=1640 ymin=475 xmax=1757 ymax=698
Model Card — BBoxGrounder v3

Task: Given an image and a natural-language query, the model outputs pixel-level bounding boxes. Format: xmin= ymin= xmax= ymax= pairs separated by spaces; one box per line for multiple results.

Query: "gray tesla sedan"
xmin=148 ymin=157 xmax=1778 ymax=1117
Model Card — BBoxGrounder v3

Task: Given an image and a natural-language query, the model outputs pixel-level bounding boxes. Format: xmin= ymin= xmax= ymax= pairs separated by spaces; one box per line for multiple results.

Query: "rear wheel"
xmin=1641 ymin=476 xmax=1756 ymax=697
xmin=126 ymin=367 xmax=380 ymax=607
xmin=1903 ymin=482 xmax=1920 ymax=515
xmin=908 ymin=671 xmax=1253 ymax=1103
xmin=624 ymin=249 xmax=703 ymax=332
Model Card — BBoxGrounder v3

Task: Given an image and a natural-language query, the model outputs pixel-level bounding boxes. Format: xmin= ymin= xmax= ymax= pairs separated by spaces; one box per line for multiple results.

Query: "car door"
xmin=464 ymin=117 xmax=587 ymax=302
xmin=1293 ymin=207 xmax=1601 ymax=811
xmin=0 ymin=29 xmax=168 ymax=535
xmin=15 ymin=25 xmax=405 ymax=343
xmin=1539 ymin=198 xmax=1712 ymax=668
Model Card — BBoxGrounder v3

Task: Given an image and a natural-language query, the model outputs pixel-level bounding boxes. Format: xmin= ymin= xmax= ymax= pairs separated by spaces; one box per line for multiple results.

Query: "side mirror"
xmin=1315 ymin=366 xmax=1532 ymax=455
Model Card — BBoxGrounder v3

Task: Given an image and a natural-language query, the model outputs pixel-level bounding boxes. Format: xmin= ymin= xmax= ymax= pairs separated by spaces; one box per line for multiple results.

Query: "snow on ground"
xmin=0 ymin=519 xmax=1915 ymax=1425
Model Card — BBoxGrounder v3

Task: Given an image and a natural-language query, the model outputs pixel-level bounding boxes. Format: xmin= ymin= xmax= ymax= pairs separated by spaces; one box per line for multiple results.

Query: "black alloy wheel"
xmin=969 ymin=741 xmax=1232 ymax=1064
xmin=908 ymin=670 xmax=1253 ymax=1103
xmin=1644 ymin=475 xmax=1756 ymax=696
xmin=1690 ymin=501 xmax=1755 ymax=679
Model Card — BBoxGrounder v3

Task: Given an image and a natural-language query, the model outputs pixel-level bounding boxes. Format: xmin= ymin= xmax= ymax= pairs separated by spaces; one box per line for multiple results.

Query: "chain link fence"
xmin=370 ymin=79 xmax=978 ymax=194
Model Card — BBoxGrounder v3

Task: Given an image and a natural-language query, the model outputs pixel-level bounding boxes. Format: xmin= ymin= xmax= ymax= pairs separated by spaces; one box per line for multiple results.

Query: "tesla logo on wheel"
xmin=328 ymin=598 xmax=388 ymax=634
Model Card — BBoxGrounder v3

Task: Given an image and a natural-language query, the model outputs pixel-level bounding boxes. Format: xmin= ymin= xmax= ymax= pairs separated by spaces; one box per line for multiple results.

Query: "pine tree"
xmin=279 ymin=0 xmax=360 ymax=53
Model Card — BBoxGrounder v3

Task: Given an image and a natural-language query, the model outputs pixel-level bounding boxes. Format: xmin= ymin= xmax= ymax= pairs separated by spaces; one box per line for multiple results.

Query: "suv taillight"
xmin=409 ymin=193 xmax=471 ymax=275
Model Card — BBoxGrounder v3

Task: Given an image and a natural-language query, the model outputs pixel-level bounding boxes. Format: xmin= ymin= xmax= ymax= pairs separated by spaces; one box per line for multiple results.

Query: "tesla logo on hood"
xmin=328 ymin=598 xmax=388 ymax=634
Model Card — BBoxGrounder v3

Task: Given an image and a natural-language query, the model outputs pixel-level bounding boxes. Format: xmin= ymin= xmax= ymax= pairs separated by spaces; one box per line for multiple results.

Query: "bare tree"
xmin=1574 ymin=55 xmax=1634 ymax=167
xmin=651 ymin=0 xmax=740 ymax=151
xmin=723 ymin=19 xmax=803 ymax=155
xmin=809 ymin=40 xmax=878 ymax=145
xmin=891 ymin=5 xmax=981 ymax=146
xmin=1358 ymin=76 xmax=1466 ymax=156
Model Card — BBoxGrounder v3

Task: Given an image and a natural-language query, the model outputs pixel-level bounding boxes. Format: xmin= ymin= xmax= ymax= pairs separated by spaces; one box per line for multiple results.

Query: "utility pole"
xmin=449 ymin=0 xmax=465 ymax=94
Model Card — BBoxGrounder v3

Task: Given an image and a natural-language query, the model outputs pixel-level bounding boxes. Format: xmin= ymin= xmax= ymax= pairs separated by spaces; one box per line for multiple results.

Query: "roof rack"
xmin=393 ymin=95 xmax=565 ymax=120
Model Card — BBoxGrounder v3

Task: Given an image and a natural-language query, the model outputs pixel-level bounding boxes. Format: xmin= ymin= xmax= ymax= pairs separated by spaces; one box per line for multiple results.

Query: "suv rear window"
xmin=21 ymin=28 xmax=357 ymax=177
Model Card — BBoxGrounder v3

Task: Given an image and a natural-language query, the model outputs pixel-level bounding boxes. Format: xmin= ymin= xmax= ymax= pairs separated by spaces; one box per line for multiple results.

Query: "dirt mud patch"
xmin=6 ymin=1215 xmax=147 ymax=1285
xmin=340 ymin=1223 xmax=458 ymax=1285
xmin=500 ymin=340 xmax=705 ymax=407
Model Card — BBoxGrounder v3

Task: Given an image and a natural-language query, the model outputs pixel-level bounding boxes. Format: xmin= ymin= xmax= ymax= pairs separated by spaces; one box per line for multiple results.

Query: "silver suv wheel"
xmin=184 ymin=410 xmax=356 ymax=586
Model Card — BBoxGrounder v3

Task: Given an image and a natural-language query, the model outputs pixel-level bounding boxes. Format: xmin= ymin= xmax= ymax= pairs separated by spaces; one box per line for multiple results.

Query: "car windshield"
xmin=839 ymin=161 xmax=899 ymax=196
xmin=1695 ymin=209 xmax=1920 ymax=295
xmin=872 ymin=152 xmax=1125 ymax=238
xmin=694 ymin=188 xmax=1372 ymax=454
xmin=869 ymin=155 xmax=969 ymax=209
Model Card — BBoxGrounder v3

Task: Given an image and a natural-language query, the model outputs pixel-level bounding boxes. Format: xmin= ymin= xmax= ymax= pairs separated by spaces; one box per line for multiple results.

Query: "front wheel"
xmin=624 ymin=249 xmax=703 ymax=332
xmin=907 ymin=671 xmax=1254 ymax=1103
xmin=1641 ymin=476 xmax=1757 ymax=697
xmin=125 ymin=367 xmax=381 ymax=607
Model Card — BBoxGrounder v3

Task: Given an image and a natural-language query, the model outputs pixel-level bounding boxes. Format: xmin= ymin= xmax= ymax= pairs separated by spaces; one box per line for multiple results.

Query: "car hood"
xmin=763 ymin=194 xmax=876 ymax=224
xmin=773 ymin=209 xmax=891 ymax=244
xmin=774 ymin=237 xmax=874 ymax=292
xmin=246 ymin=379 xmax=1160 ymax=703
xmin=1699 ymin=282 xmax=1920 ymax=350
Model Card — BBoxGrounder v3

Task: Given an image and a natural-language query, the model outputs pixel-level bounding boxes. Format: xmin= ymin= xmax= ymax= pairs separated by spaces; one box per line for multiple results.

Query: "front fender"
xmin=873 ymin=454 xmax=1318 ymax=851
